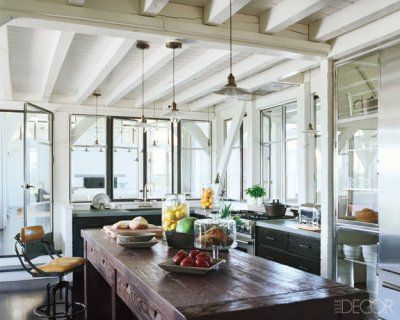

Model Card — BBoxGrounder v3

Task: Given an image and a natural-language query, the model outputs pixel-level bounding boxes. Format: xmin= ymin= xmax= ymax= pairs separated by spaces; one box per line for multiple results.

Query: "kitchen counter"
xmin=256 ymin=220 xmax=321 ymax=239
xmin=82 ymin=229 xmax=367 ymax=320
xmin=72 ymin=208 xmax=161 ymax=218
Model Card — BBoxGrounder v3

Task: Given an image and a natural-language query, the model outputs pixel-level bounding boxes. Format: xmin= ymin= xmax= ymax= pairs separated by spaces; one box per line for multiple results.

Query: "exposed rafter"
xmin=260 ymin=0 xmax=333 ymax=34
xmin=0 ymin=26 xmax=13 ymax=100
xmin=73 ymin=38 xmax=135 ymax=105
xmin=329 ymin=10 xmax=400 ymax=59
xmin=105 ymin=45 xmax=188 ymax=106
xmin=189 ymin=59 xmax=317 ymax=111
xmin=142 ymin=49 xmax=229 ymax=106
xmin=41 ymin=31 xmax=75 ymax=103
xmin=310 ymin=0 xmax=400 ymax=41
xmin=67 ymin=0 xmax=85 ymax=6
xmin=167 ymin=55 xmax=281 ymax=106
xmin=2 ymin=0 xmax=330 ymax=59
xmin=141 ymin=0 xmax=169 ymax=16
xmin=204 ymin=0 xmax=252 ymax=26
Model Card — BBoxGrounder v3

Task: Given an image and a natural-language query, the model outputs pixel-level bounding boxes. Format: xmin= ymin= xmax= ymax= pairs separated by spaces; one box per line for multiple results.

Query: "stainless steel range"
xmin=232 ymin=210 xmax=294 ymax=255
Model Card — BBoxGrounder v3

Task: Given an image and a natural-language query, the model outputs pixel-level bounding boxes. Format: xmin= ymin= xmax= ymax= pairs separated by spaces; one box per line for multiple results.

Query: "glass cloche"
xmin=194 ymin=213 xmax=237 ymax=252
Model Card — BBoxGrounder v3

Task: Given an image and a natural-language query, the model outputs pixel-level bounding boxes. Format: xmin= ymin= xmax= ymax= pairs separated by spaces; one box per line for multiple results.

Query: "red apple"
xmin=189 ymin=250 xmax=201 ymax=260
xmin=172 ymin=250 xmax=187 ymax=265
xmin=180 ymin=256 xmax=196 ymax=267
xmin=195 ymin=258 xmax=210 ymax=268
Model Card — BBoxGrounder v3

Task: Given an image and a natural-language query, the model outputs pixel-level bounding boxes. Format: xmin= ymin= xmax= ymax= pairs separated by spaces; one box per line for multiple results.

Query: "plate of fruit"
xmin=158 ymin=250 xmax=225 ymax=275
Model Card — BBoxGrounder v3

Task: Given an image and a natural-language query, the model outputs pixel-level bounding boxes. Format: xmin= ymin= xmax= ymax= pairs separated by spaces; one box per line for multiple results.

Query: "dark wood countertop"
xmin=82 ymin=229 xmax=367 ymax=320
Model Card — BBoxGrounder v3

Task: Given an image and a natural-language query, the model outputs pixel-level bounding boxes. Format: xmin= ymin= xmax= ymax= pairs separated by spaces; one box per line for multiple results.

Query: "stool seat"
xmin=33 ymin=257 xmax=86 ymax=274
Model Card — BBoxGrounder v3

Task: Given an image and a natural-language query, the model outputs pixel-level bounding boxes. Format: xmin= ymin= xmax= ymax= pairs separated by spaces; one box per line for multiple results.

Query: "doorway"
xmin=0 ymin=103 xmax=53 ymax=271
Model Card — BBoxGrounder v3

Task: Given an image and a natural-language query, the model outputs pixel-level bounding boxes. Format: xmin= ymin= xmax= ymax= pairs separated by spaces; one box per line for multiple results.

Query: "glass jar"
xmin=162 ymin=194 xmax=189 ymax=232
xmin=194 ymin=214 xmax=237 ymax=251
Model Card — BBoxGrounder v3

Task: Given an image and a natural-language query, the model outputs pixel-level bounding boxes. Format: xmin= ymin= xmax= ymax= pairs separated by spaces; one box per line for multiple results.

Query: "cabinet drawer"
xmin=257 ymin=227 xmax=288 ymax=251
xmin=116 ymin=271 xmax=164 ymax=320
xmin=285 ymin=255 xmax=320 ymax=275
xmin=86 ymin=243 xmax=114 ymax=286
xmin=288 ymin=234 xmax=320 ymax=261
xmin=258 ymin=244 xmax=289 ymax=265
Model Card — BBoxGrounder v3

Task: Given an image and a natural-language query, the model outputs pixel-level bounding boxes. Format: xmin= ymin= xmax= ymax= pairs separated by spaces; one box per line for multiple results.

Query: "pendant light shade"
xmin=163 ymin=40 xmax=184 ymax=123
xmin=213 ymin=0 xmax=249 ymax=103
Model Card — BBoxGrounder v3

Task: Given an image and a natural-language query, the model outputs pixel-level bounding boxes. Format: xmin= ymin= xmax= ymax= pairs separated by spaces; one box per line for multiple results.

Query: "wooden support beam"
xmin=329 ymin=10 xmax=400 ymax=59
xmin=260 ymin=0 xmax=333 ymax=34
xmin=216 ymin=101 xmax=246 ymax=178
xmin=310 ymin=0 xmax=400 ymax=42
xmin=105 ymin=45 xmax=188 ymax=106
xmin=67 ymin=0 xmax=85 ymax=6
xmin=143 ymin=49 xmax=229 ymax=106
xmin=73 ymin=38 xmax=135 ymax=105
xmin=41 ymin=31 xmax=75 ymax=103
xmin=190 ymin=59 xmax=316 ymax=111
xmin=141 ymin=0 xmax=169 ymax=16
xmin=204 ymin=0 xmax=252 ymax=26
xmin=0 ymin=26 xmax=12 ymax=100
xmin=182 ymin=122 xmax=209 ymax=150
xmin=169 ymin=55 xmax=280 ymax=107
xmin=1 ymin=0 xmax=330 ymax=59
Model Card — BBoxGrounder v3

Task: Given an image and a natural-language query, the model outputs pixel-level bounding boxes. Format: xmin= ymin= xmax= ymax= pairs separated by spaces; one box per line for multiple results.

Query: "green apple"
xmin=175 ymin=217 xmax=197 ymax=233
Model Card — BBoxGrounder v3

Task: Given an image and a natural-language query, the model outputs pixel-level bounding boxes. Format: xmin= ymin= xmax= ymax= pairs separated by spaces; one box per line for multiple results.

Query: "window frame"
xmin=260 ymin=102 xmax=298 ymax=203
xmin=69 ymin=114 xmax=212 ymax=203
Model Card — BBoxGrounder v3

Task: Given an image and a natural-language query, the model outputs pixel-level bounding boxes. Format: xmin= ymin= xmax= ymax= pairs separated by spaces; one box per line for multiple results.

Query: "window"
xmin=314 ymin=96 xmax=322 ymax=204
xmin=112 ymin=118 xmax=141 ymax=200
xmin=224 ymin=117 xmax=247 ymax=200
xmin=180 ymin=120 xmax=211 ymax=198
xmin=261 ymin=103 xmax=298 ymax=204
xmin=70 ymin=115 xmax=107 ymax=202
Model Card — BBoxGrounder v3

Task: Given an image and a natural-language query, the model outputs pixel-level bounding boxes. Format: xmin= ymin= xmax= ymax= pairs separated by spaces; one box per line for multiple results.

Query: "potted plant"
xmin=245 ymin=185 xmax=266 ymax=206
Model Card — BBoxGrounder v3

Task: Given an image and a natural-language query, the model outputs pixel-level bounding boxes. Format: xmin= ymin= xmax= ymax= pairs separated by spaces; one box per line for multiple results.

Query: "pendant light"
xmin=213 ymin=0 xmax=249 ymax=103
xmin=163 ymin=40 xmax=185 ymax=124
xmin=92 ymin=90 xmax=101 ymax=145
xmin=135 ymin=40 xmax=153 ymax=132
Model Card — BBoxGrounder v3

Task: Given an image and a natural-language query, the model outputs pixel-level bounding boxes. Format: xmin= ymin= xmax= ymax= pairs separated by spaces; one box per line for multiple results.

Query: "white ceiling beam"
xmin=0 ymin=26 xmax=12 ymax=100
xmin=67 ymin=0 xmax=85 ymax=7
xmin=142 ymin=48 xmax=229 ymax=106
xmin=73 ymin=38 xmax=135 ymax=105
xmin=1 ymin=0 xmax=330 ymax=59
xmin=0 ymin=14 xmax=12 ymax=27
xmin=141 ymin=0 xmax=169 ymax=16
xmin=169 ymin=55 xmax=282 ymax=106
xmin=41 ymin=31 xmax=74 ymax=103
xmin=310 ymin=0 xmax=400 ymax=42
xmin=189 ymin=59 xmax=317 ymax=111
xmin=105 ymin=45 xmax=188 ymax=106
xmin=329 ymin=10 xmax=400 ymax=59
xmin=204 ymin=0 xmax=252 ymax=26
xmin=260 ymin=0 xmax=333 ymax=34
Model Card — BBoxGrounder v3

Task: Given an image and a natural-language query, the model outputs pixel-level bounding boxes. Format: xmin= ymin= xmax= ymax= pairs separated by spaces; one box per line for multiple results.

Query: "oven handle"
xmin=236 ymin=239 xmax=255 ymax=245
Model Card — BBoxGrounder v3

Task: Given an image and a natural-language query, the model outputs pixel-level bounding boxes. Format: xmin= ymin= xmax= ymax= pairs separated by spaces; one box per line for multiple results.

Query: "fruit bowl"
xmin=158 ymin=258 xmax=225 ymax=275
xmin=165 ymin=231 xmax=195 ymax=249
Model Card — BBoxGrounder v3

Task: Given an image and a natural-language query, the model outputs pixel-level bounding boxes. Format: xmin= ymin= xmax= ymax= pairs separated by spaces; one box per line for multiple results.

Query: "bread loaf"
xmin=129 ymin=216 xmax=149 ymax=230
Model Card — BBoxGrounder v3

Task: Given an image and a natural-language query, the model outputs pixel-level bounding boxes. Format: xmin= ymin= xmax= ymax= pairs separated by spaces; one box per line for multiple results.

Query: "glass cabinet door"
xmin=336 ymin=53 xmax=380 ymax=226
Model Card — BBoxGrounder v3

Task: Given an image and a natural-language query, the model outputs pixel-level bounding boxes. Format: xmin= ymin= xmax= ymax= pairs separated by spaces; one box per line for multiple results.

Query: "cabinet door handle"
xmin=298 ymin=265 xmax=310 ymax=272
xmin=383 ymin=281 xmax=400 ymax=293
xmin=299 ymin=244 xmax=312 ymax=249
xmin=266 ymin=236 xmax=275 ymax=241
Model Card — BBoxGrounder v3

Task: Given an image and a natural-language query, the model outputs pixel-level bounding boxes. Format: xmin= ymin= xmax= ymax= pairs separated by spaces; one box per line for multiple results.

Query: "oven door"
xmin=235 ymin=236 xmax=255 ymax=255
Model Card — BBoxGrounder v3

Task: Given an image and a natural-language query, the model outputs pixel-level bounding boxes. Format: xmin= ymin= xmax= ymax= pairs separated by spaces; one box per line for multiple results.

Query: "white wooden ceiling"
xmin=1 ymin=0 xmax=398 ymax=111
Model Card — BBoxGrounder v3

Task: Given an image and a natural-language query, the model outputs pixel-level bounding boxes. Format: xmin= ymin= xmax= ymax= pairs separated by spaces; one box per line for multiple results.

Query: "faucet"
xmin=143 ymin=182 xmax=156 ymax=203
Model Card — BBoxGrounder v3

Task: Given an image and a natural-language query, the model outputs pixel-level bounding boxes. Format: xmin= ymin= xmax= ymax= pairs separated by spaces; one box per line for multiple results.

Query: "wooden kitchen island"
xmin=82 ymin=229 xmax=367 ymax=320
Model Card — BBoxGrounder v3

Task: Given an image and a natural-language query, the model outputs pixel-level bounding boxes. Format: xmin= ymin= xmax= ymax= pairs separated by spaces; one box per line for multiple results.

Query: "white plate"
xmin=117 ymin=238 xmax=158 ymax=248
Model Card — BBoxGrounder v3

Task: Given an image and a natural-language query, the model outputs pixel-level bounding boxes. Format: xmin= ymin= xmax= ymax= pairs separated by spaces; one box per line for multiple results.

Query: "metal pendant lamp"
xmin=135 ymin=40 xmax=154 ymax=132
xmin=213 ymin=0 xmax=249 ymax=103
xmin=163 ymin=40 xmax=185 ymax=124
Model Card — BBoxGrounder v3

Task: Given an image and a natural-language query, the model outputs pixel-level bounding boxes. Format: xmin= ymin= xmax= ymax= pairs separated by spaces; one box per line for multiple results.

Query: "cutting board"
xmin=103 ymin=225 xmax=163 ymax=239
xmin=296 ymin=225 xmax=321 ymax=233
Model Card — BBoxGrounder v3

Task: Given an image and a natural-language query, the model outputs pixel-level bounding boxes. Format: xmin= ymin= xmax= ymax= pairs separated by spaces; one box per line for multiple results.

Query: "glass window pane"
xmin=146 ymin=120 xmax=172 ymax=198
xmin=180 ymin=120 xmax=211 ymax=198
xmin=224 ymin=119 xmax=242 ymax=200
xmin=242 ymin=117 xmax=248 ymax=199
xmin=269 ymin=108 xmax=283 ymax=141
xmin=285 ymin=104 xmax=297 ymax=140
xmin=70 ymin=115 xmax=106 ymax=202
xmin=113 ymin=119 xmax=141 ymax=199
xmin=269 ymin=141 xmax=283 ymax=200
xmin=285 ymin=139 xmax=298 ymax=203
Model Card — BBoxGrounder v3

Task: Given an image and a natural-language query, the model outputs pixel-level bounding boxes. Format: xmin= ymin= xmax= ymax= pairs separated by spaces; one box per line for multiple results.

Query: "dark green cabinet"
xmin=256 ymin=226 xmax=321 ymax=275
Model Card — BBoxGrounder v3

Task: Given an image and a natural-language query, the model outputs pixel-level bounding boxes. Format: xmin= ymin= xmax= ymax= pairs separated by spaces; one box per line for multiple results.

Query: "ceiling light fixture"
xmin=135 ymin=40 xmax=154 ymax=132
xmin=92 ymin=90 xmax=101 ymax=145
xmin=163 ymin=40 xmax=185 ymax=124
xmin=213 ymin=0 xmax=249 ymax=104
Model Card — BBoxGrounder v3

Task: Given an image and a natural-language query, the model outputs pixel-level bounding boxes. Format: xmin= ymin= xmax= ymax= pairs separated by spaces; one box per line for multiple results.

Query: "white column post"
xmin=319 ymin=59 xmax=335 ymax=279
xmin=246 ymin=99 xmax=261 ymax=187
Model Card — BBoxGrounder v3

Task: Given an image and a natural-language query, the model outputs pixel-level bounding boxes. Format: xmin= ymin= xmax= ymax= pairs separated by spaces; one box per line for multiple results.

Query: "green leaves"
xmin=245 ymin=185 xmax=266 ymax=198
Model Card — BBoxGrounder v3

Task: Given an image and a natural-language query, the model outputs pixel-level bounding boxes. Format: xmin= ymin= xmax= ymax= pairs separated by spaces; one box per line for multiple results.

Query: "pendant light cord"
xmin=95 ymin=94 xmax=98 ymax=143
xmin=172 ymin=47 xmax=176 ymax=105
xmin=229 ymin=0 xmax=232 ymax=75
xmin=141 ymin=48 xmax=145 ymax=118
